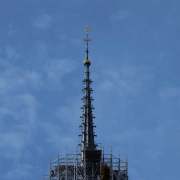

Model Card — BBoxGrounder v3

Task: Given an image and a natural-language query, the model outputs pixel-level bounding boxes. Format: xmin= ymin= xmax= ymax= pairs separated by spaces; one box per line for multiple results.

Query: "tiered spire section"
xmin=80 ymin=27 xmax=97 ymax=154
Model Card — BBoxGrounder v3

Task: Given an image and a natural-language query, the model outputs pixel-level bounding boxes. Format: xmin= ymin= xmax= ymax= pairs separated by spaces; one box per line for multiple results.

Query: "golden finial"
xmin=86 ymin=27 xmax=90 ymax=33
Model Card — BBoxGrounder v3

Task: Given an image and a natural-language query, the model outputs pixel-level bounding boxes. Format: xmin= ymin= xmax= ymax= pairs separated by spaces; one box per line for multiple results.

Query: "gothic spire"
xmin=80 ymin=27 xmax=96 ymax=155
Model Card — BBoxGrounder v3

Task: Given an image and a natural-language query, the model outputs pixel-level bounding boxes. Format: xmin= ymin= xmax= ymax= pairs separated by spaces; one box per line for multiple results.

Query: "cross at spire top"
xmin=83 ymin=27 xmax=92 ymax=63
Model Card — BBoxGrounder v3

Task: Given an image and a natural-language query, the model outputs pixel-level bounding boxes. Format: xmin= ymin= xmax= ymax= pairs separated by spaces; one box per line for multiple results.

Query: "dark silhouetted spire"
xmin=80 ymin=27 xmax=97 ymax=156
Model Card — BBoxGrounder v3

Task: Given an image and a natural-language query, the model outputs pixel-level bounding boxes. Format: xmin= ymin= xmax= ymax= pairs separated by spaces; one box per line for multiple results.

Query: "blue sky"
xmin=0 ymin=0 xmax=180 ymax=180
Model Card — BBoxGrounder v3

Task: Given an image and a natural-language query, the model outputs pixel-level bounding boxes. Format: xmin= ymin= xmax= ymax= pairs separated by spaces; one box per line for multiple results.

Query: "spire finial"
xmin=86 ymin=26 xmax=90 ymax=33
xmin=83 ymin=27 xmax=92 ymax=64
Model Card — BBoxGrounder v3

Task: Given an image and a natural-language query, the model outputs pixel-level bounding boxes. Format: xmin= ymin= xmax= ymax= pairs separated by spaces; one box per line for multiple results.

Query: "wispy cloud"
xmin=0 ymin=44 xmax=77 ymax=93
xmin=35 ymin=41 xmax=48 ymax=58
xmin=0 ymin=59 xmax=43 ymax=94
xmin=160 ymin=87 xmax=180 ymax=106
xmin=41 ymin=122 xmax=78 ymax=151
xmin=56 ymin=96 xmax=81 ymax=126
xmin=0 ymin=44 xmax=78 ymax=161
xmin=32 ymin=14 xmax=51 ymax=29
xmin=97 ymin=64 xmax=153 ymax=97
xmin=5 ymin=45 xmax=20 ymax=59
xmin=44 ymin=58 xmax=77 ymax=90
xmin=5 ymin=164 xmax=34 ymax=180
xmin=99 ymin=80 xmax=115 ymax=92
xmin=7 ymin=24 xmax=16 ymax=37
xmin=0 ymin=93 xmax=39 ymax=159
xmin=109 ymin=10 xmax=129 ymax=22
xmin=156 ymin=119 xmax=180 ymax=140
xmin=39 ymin=95 xmax=82 ymax=151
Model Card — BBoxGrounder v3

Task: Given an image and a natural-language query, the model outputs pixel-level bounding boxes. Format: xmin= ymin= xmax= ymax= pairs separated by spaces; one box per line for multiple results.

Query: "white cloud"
xmin=0 ymin=93 xmax=39 ymax=159
xmin=41 ymin=122 xmax=78 ymax=150
xmin=0 ymin=132 xmax=27 ymax=159
xmin=0 ymin=66 xmax=25 ymax=95
xmin=97 ymin=64 xmax=153 ymax=97
xmin=109 ymin=10 xmax=129 ymax=22
xmin=17 ymin=93 xmax=39 ymax=127
xmin=5 ymin=45 xmax=20 ymax=59
xmin=35 ymin=41 xmax=48 ymax=58
xmin=0 ymin=106 xmax=19 ymax=120
xmin=41 ymin=96 xmax=81 ymax=150
xmin=156 ymin=119 xmax=180 ymax=139
xmin=0 ymin=60 xmax=43 ymax=94
xmin=160 ymin=87 xmax=180 ymax=103
xmin=5 ymin=164 xmax=33 ymax=180
xmin=56 ymin=96 xmax=81 ymax=125
xmin=159 ymin=87 xmax=180 ymax=112
xmin=7 ymin=23 xmax=16 ymax=37
xmin=0 ymin=45 xmax=77 ymax=163
xmin=99 ymin=80 xmax=115 ymax=92
xmin=44 ymin=58 xmax=77 ymax=89
xmin=0 ymin=52 xmax=77 ymax=94
xmin=32 ymin=14 xmax=51 ymax=29
xmin=24 ymin=71 xmax=44 ymax=90
xmin=0 ymin=132 xmax=25 ymax=150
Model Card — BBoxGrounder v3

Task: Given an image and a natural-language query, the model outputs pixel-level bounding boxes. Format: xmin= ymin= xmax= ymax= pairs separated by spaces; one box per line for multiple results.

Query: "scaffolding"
xmin=42 ymin=147 xmax=128 ymax=180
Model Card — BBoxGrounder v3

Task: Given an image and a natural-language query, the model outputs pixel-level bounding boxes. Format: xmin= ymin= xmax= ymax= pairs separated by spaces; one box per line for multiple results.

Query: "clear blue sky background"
xmin=0 ymin=0 xmax=180 ymax=180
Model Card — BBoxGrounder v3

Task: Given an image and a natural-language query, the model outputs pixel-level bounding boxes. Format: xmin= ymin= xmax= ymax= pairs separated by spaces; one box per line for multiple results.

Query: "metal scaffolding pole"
xmin=76 ymin=148 xmax=78 ymax=180
xmin=58 ymin=151 xmax=60 ymax=180
xmin=118 ymin=151 xmax=121 ymax=180
xmin=66 ymin=148 xmax=68 ymax=180
xmin=50 ymin=155 xmax=52 ymax=180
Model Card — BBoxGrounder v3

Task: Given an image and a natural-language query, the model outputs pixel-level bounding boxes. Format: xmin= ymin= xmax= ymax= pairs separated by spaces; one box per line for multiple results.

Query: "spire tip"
xmin=86 ymin=26 xmax=90 ymax=33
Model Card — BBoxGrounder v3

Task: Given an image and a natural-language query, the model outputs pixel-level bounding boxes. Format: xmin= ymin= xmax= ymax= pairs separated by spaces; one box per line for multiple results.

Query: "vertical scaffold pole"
xmin=100 ymin=144 xmax=102 ymax=171
xmin=58 ymin=151 xmax=59 ymax=180
xmin=110 ymin=147 xmax=113 ymax=180
xmin=84 ymin=149 xmax=86 ymax=180
xmin=103 ymin=147 xmax=104 ymax=164
xmin=118 ymin=151 xmax=121 ymax=180
xmin=92 ymin=163 xmax=94 ymax=180
xmin=50 ymin=155 xmax=52 ymax=180
xmin=74 ymin=147 xmax=76 ymax=180
xmin=66 ymin=147 xmax=68 ymax=180
xmin=76 ymin=147 xmax=78 ymax=180
xmin=126 ymin=155 xmax=128 ymax=180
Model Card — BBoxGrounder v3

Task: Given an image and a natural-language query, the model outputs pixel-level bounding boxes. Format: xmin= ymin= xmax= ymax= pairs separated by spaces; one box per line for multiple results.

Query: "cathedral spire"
xmin=43 ymin=27 xmax=128 ymax=180
xmin=80 ymin=27 xmax=96 ymax=156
